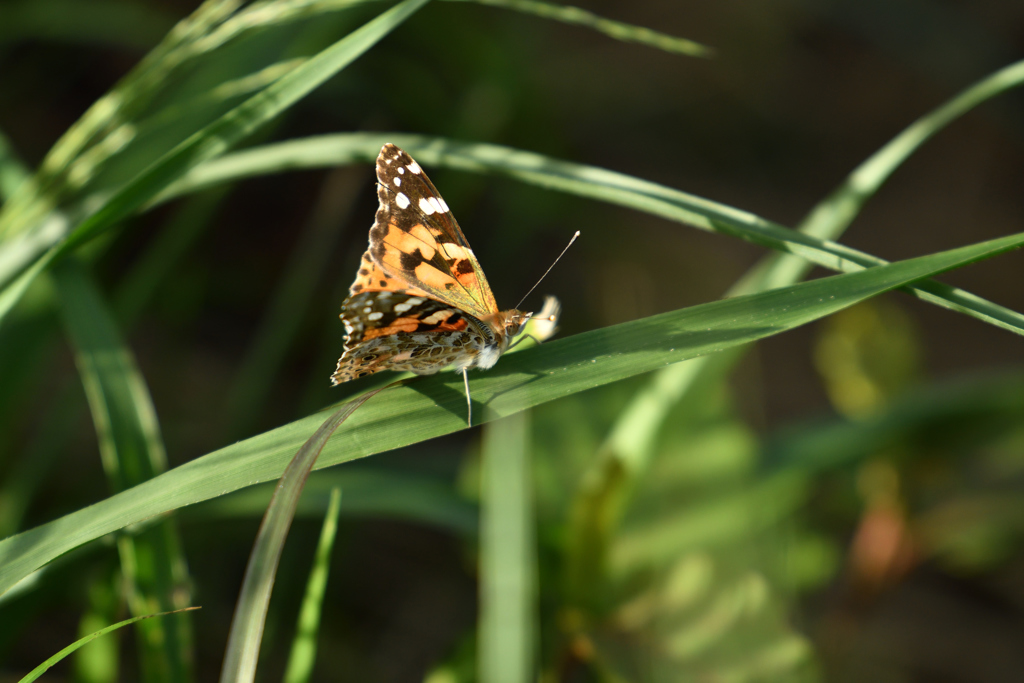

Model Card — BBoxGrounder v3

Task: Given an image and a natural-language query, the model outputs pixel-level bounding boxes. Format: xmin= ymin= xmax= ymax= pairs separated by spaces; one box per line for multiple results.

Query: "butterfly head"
xmin=503 ymin=308 xmax=532 ymax=337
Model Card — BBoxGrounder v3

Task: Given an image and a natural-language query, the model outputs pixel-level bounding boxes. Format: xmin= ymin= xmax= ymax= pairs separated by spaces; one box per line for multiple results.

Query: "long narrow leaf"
xmin=53 ymin=259 xmax=193 ymax=682
xmin=0 ymin=230 xmax=1021 ymax=596
xmin=219 ymin=388 xmax=381 ymax=683
xmin=480 ymin=411 xmax=535 ymax=683
xmin=162 ymin=130 xmax=1024 ymax=337
xmin=283 ymin=487 xmax=343 ymax=683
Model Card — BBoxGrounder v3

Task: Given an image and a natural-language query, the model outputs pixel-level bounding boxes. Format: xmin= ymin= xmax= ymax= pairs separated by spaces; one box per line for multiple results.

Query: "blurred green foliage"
xmin=1 ymin=1 xmax=1023 ymax=682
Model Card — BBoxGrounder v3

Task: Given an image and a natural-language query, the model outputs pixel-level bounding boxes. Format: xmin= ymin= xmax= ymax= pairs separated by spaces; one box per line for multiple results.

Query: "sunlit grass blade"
xmin=1 ymin=229 xmax=1021 ymax=597
xmin=282 ymin=487 xmax=343 ymax=683
xmin=164 ymin=131 xmax=1024 ymax=337
xmin=0 ymin=0 xmax=430 ymax=326
xmin=219 ymin=387 xmax=383 ymax=683
xmin=53 ymin=259 xmax=194 ymax=682
xmin=479 ymin=411 xmax=535 ymax=683
xmin=445 ymin=0 xmax=713 ymax=57
xmin=17 ymin=608 xmax=200 ymax=683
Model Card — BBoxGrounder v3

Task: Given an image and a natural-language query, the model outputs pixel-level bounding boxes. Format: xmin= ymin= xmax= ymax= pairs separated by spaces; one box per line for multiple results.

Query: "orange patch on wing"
xmin=350 ymin=250 xmax=430 ymax=298
xmin=386 ymin=223 xmax=437 ymax=260
xmin=362 ymin=317 xmax=423 ymax=340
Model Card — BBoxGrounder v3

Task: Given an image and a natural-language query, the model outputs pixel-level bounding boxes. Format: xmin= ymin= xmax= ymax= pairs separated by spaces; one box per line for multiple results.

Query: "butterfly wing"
xmin=368 ymin=144 xmax=498 ymax=319
xmin=331 ymin=291 xmax=477 ymax=384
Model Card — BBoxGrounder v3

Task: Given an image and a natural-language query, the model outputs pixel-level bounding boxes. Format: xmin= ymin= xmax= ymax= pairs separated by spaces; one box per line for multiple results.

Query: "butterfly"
xmin=331 ymin=143 xmax=533 ymax=426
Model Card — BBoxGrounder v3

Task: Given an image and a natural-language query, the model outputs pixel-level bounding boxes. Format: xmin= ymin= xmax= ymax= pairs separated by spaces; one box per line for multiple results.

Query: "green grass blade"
xmin=218 ymin=388 xmax=382 ymax=683
xmin=0 ymin=0 xmax=430 ymax=326
xmin=17 ymin=608 xmax=199 ymax=683
xmin=163 ymin=132 xmax=1024 ymax=336
xmin=1 ymin=230 xmax=1021 ymax=597
xmin=53 ymin=259 xmax=194 ymax=683
xmin=282 ymin=487 xmax=343 ymax=683
xmin=479 ymin=411 xmax=535 ymax=683
xmin=445 ymin=0 xmax=712 ymax=57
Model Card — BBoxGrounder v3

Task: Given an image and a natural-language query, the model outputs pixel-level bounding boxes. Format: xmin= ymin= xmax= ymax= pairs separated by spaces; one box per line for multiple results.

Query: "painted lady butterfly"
xmin=331 ymin=143 xmax=532 ymax=425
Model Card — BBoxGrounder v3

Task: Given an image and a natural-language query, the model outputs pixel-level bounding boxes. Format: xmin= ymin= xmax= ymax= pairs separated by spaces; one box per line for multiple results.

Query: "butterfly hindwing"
xmin=331 ymin=291 xmax=476 ymax=384
xmin=368 ymin=144 xmax=498 ymax=319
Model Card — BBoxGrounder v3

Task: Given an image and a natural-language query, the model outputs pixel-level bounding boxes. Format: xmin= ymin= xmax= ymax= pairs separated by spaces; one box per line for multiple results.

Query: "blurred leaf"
xmin=53 ymin=259 xmax=194 ymax=682
xmin=74 ymin=573 xmax=120 ymax=683
xmin=763 ymin=370 xmax=1024 ymax=475
xmin=165 ymin=131 xmax=1024 ymax=337
xmin=1 ymin=230 xmax=1022 ymax=596
xmin=219 ymin=387 xmax=382 ymax=683
xmin=480 ymin=411 xmax=535 ymax=683
xmin=814 ymin=301 xmax=921 ymax=417
xmin=283 ymin=487 xmax=343 ymax=683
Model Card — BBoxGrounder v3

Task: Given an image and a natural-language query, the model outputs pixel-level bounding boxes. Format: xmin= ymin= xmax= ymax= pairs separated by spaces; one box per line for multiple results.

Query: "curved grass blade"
xmin=18 ymin=608 xmax=200 ymax=683
xmin=53 ymin=259 xmax=193 ymax=682
xmin=0 ymin=0 xmax=430 ymax=325
xmin=480 ymin=412 xmax=535 ymax=683
xmin=282 ymin=487 xmax=342 ymax=683
xmin=163 ymin=130 xmax=1024 ymax=337
xmin=445 ymin=0 xmax=712 ymax=57
xmin=218 ymin=388 xmax=382 ymax=683
xmin=1 ymin=230 xmax=1020 ymax=597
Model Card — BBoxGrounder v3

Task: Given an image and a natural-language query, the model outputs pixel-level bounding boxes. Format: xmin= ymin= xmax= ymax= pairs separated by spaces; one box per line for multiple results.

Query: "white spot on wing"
xmin=418 ymin=197 xmax=435 ymax=214
xmin=393 ymin=177 xmax=401 ymax=187
xmin=428 ymin=197 xmax=444 ymax=214
xmin=437 ymin=197 xmax=449 ymax=212
xmin=407 ymin=162 xmax=421 ymax=174
xmin=407 ymin=297 xmax=425 ymax=305
xmin=395 ymin=192 xmax=410 ymax=209
xmin=362 ymin=306 xmax=372 ymax=314
xmin=397 ymin=166 xmax=405 ymax=174
xmin=367 ymin=311 xmax=384 ymax=321
xmin=393 ymin=302 xmax=412 ymax=313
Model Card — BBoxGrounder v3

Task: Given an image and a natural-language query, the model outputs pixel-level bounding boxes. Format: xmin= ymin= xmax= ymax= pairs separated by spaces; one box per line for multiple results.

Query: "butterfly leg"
xmin=462 ymin=368 xmax=472 ymax=427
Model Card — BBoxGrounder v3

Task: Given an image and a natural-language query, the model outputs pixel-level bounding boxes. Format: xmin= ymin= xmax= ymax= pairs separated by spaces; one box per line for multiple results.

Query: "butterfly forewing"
xmin=369 ymin=144 xmax=498 ymax=319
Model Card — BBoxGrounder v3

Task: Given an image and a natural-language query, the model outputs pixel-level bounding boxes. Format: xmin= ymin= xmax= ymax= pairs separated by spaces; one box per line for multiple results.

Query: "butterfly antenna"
xmin=515 ymin=231 xmax=580 ymax=310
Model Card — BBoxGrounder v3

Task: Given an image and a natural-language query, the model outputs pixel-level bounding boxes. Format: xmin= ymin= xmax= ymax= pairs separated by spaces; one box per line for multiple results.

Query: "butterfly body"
xmin=331 ymin=144 xmax=529 ymax=396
